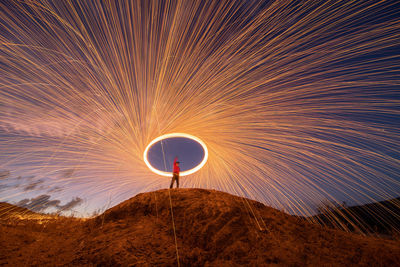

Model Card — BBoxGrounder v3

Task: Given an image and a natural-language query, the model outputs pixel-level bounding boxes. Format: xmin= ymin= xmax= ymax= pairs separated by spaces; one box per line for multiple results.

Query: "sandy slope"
xmin=1 ymin=188 xmax=400 ymax=266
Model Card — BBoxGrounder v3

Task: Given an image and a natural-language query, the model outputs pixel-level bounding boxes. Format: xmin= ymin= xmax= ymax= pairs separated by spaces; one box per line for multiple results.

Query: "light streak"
xmin=0 ymin=0 xmax=399 ymax=232
xmin=143 ymin=133 xmax=208 ymax=177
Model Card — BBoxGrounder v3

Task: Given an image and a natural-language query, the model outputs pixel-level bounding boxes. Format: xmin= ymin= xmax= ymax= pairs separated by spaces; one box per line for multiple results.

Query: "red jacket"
xmin=173 ymin=157 xmax=180 ymax=174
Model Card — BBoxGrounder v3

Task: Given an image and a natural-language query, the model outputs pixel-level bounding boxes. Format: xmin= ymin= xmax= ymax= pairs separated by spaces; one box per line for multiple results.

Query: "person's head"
xmin=176 ymin=161 xmax=180 ymax=166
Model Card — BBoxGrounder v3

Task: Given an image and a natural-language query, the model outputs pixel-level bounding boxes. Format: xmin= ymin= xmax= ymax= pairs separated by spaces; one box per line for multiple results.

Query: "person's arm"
xmin=173 ymin=157 xmax=178 ymax=165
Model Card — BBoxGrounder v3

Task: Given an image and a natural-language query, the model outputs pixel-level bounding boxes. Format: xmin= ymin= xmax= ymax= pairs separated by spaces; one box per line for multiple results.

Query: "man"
xmin=170 ymin=157 xmax=180 ymax=189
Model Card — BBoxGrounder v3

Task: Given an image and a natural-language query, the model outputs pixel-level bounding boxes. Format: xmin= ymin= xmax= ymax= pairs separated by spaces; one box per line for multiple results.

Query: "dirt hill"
xmin=1 ymin=188 xmax=400 ymax=266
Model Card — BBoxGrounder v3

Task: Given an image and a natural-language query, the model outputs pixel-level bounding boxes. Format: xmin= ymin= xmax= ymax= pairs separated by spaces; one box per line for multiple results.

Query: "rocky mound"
xmin=1 ymin=188 xmax=400 ymax=266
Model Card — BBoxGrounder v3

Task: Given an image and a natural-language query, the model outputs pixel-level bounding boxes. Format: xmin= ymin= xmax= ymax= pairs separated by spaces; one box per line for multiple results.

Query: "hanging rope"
xmin=168 ymin=188 xmax=180 ymax=267
xmin=154 ymin=110 xmax=180 ymax=267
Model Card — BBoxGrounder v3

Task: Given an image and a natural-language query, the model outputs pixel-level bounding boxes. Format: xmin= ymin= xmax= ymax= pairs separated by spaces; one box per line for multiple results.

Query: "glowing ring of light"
xmin=143 ymin=133 xmax=208 ymax=177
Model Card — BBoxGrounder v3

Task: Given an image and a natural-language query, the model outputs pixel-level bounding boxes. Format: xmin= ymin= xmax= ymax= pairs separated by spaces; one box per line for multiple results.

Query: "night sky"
xmin=0 ymin=0 xmax=399 ymax=217
xmin=147 ymin=137 xmax=205 ymax=173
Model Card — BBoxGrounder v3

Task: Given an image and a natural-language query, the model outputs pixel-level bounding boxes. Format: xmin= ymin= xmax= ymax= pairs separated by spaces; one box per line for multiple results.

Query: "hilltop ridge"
xmin=1 ymin=188 xmax=400 ymax=266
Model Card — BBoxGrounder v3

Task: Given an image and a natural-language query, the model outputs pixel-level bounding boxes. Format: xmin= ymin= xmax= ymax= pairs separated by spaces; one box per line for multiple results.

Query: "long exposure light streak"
xmin=0 ymin=0 xmax=399 ymax=232
xmin=143 ymin=133 xmax=208 ymax=177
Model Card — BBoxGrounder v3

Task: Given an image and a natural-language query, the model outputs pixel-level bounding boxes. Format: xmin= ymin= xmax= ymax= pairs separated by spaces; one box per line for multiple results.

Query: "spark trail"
xmin=0 ymin=0 xmax=399 ymax=231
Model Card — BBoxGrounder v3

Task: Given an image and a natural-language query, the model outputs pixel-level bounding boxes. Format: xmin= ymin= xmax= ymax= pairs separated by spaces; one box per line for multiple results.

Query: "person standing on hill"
xmin=170 ymin=157 xmax=180 ymax=189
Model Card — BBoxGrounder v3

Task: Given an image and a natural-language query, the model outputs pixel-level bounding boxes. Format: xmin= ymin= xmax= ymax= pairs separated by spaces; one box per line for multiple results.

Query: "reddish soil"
xmin=1 ymin=188 xmax=400 ymax=266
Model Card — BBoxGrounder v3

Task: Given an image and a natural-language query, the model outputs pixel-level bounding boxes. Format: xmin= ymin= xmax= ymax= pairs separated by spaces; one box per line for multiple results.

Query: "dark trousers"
xmin=170 ymin=173 xmax=179 ymax=188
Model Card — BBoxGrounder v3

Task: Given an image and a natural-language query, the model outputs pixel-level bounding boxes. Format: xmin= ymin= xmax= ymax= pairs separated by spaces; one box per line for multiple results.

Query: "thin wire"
xmin=168 ymin=189 xmax=180 ymax=267
xmin=154 ymin=110 xmax=180 ymax=267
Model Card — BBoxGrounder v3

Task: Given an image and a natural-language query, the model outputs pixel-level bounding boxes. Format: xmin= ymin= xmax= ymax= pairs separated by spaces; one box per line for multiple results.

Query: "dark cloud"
xmin=0 ymin=170 xmax=11 ymax=190
xmin=47 ymin=186 xmax=63 ymax=193
xmin=23 ymin=180 xmax=44 ymax=191
xmin=16 ymin=198 xmax=30 ymax=206
xmin=0 ymin=170 xmax=10 ymax=179
xmin=58 ymin=197 xmax=83 ymax=211
xmin=17 ymin=194 xmax=60 ymax=212
xmin=58 ymin=169 xmax=75 ymax=178
xmin=0 ymin=171 xmax=46 ymax=193
xmin=16 ymin=194 xmax=83 ymax=213
xmin=0 ymin=184 xmax=10 ymax=190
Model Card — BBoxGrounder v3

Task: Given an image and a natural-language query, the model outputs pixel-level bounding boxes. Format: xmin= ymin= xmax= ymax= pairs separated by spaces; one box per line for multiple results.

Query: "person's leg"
xmin=170 ymin=176 xmax=174 ymax=189
xmin=176 ymin=175 xmax=179 ymax=188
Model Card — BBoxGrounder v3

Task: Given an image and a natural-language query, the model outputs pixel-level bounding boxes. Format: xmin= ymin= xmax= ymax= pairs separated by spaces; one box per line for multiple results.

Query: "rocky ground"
xmin=1 ymin=188 xmax=400 ymax=266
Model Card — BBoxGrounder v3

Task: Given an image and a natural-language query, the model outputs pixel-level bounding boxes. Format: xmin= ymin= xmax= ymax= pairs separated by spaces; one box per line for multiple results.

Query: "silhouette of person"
xmin=170 ymin=157 xmax=180 ymax=189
